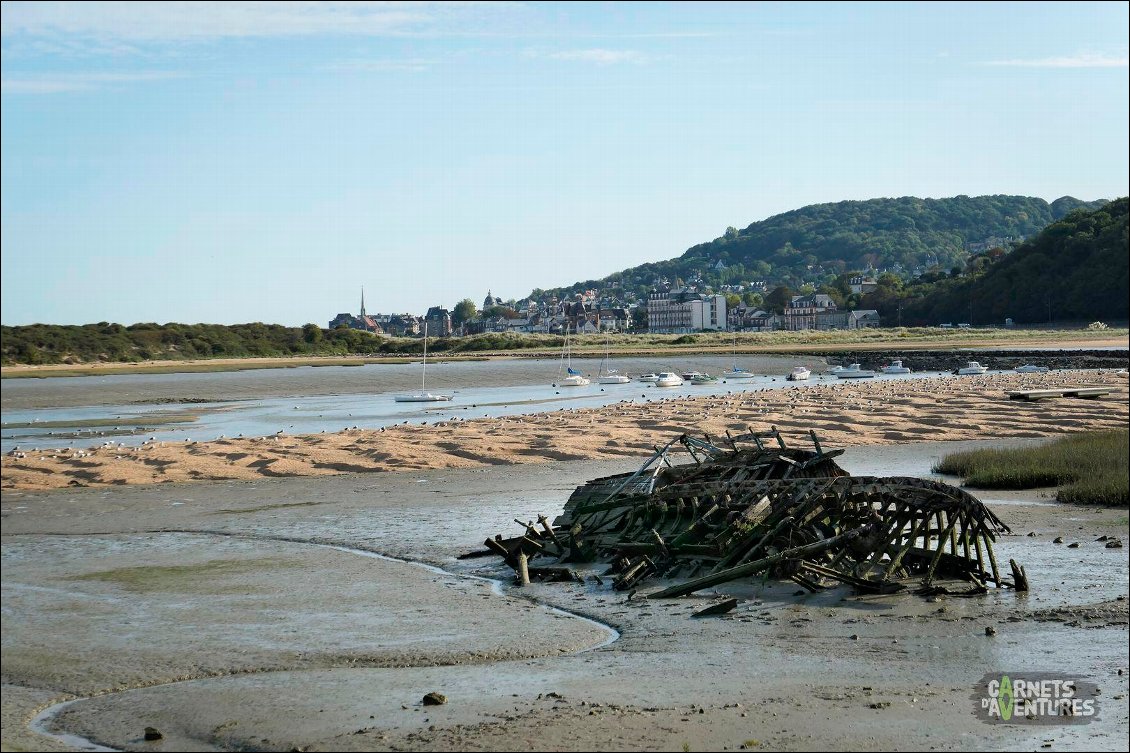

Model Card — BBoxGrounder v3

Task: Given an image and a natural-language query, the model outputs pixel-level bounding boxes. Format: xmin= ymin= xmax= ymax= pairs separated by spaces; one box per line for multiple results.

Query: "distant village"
xmin=330 ymin=276 xmax=883 ymax=336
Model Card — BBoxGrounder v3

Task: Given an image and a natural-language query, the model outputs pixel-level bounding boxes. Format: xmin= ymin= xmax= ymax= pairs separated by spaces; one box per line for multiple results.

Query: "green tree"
xmin=763 ymin=285 xmax=793 ymax=314
xmin=302 ymin=323 xmax=323 ymax=344
xmin=452 ymin=299 xmax=478 ymax=327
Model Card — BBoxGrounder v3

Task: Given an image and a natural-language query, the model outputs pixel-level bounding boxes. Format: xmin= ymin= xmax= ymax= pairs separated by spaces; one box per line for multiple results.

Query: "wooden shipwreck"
xmin=476 ymin=429 xmax=1028 ymax=598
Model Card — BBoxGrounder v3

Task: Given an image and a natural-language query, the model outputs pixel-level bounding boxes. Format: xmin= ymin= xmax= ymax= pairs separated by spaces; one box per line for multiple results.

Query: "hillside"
xmin=873 ymin=198 xmax=1128 ymax=325
xmin=534 ymin=195 xmax=1108 ymax=300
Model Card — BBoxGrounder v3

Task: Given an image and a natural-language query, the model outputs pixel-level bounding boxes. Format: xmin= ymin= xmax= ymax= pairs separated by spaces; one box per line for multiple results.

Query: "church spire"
xmin=360 ymin=287 xmax=367 ymax=318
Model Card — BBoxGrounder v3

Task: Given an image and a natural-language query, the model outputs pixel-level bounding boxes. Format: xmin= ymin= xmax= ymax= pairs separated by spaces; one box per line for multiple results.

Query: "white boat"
xmin=957 ymin=361 xmax=989 ymax=375
xmin=723 ymin=336 xmax=756 ymax=379
xmin=394 ymin=323 xmax=453 ymax=402
xmin=654 ymin=372 xmax=684 ymax=388
xmin=1014 ymin=364 xmax=1049 ymax=373
xmin=637 ymin=373 xmax=660 ymax=383
xmin=597 ymin=337 xmax=631 ymax=384
xmin=556 ymin=324 xmax=590 ymax=386
xmin=880 ymin=359 xmax=912 ymax=374
xmin=598 ymin=370 xmax=631 ymax=384
xmin=834 ymin=363 xmax=876 ymax=379
xmin=787 ymin=366 xmax=811 ymax=381
xmin=681 ymin=370 xmax=706 ymax=381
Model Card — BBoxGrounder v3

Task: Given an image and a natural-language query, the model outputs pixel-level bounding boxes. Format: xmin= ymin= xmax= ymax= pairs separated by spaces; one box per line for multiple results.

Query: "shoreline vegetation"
xmin=933 ymin=429 xmax=1129 ymax=506
xmin=2 ymin=327 xmax=1126 ymax=379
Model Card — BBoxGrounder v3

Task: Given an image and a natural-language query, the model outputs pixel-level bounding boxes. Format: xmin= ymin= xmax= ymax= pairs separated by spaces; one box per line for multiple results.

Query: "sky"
xmin=2 ymin=1 xmax=1128 ymax=327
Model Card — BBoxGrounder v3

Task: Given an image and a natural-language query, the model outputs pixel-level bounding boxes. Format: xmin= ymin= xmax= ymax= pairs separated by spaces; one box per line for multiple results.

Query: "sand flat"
xmin=4 ymin=370 xmax=1127 ymax=491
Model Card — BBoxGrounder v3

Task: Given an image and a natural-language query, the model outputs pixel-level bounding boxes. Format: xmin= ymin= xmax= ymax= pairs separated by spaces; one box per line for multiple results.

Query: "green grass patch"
xmin=69 ymin=557 xmax=298 ymax=592
xmin=933 ymin=430 xmax=1129 ymax=506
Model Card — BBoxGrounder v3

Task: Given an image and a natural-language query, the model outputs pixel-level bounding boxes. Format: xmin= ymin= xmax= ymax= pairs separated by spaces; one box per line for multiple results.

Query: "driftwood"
xmin=477 ymin=428 xmax=1023 ymax=600
xmin=692 ymin=598 xmax=739 ymax=617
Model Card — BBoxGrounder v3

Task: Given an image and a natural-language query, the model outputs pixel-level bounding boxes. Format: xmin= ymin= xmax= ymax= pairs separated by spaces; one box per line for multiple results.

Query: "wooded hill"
xmin=863 ymin=198 xmax=1129 ymax=325
xmin=534 ymin=195 xmax=1108 ymax=300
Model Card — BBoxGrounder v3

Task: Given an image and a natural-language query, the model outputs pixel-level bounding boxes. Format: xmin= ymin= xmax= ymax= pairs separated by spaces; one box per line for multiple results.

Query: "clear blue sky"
xmin=2 ymin=1 xmax=1127 ymax=326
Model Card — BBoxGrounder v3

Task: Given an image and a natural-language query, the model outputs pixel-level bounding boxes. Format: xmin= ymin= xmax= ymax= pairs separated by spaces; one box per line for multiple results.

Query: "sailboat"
xmin=722 ymin=334 xmax=756 ymax=379
xmin=597 ymin=335 xmax=630 ymax=384
xmin=557 ymin=323 xmax=590 ymax=387
xmin=394 ymin=323 xmax=453 ymax=402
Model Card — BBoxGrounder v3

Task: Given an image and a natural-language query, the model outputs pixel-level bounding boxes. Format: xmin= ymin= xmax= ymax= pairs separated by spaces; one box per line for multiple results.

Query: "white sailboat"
xmin=597 ymin=335 xmax=630 ymax=384
xmin=722 ymin=335 xmax=756 ymax=379
xmin=394 ymin=323 xmax=453 ymax=402
xmin=556 ymin=324 xmax=590 ymax=387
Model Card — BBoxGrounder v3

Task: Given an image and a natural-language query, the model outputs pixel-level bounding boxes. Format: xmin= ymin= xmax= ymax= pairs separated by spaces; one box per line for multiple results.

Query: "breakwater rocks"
xmin=819 ymin=349 xmax=1128 ymax=373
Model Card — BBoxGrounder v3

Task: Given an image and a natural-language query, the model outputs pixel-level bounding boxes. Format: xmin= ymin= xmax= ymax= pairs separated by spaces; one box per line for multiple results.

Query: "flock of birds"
xmin=6 ymin=369 xmax=1126 ymax=468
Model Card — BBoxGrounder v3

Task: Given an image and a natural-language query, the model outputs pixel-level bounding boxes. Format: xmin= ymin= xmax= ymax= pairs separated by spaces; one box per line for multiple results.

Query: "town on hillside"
xmin=329 ymin=281 xmax=883 ymax=337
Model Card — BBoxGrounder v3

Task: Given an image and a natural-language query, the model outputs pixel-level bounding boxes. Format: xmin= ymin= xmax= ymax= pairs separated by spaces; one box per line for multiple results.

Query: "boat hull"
xmin=394 ymin=393 xmax=453 ymax=402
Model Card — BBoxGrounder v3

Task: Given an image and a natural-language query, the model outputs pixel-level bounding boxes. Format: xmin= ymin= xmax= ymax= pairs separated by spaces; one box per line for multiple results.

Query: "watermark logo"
xmin=974 ymin=672 xmax=1100 ymax=725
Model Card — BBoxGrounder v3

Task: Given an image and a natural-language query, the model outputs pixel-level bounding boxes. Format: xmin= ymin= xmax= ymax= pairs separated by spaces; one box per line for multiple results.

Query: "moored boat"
xmin=834 ymin=363 xmax=876 ymax=379
xmin=957 ymin=361 xmax=989 ymax=375
xmin=787 ymin=366 xmax=811 ymax=381
xmin=394 ymin=323 xmax=453 ymax=402
xmin=1014 ymin=364 xmax=1049 ymax=373
xmin=655 ymin=372 xmax=684 ymax=388
xmin=880 ymin=359 xmax=912 ymax=374
xmin=637 ymin=373 xmax=660 ymax=383
xmin=556 ymin=324 xmax=590 ymax=386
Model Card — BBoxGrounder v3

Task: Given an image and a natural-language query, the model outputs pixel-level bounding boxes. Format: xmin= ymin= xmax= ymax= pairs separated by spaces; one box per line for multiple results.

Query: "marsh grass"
xmin=4 ymin=326 xmax=1125 ymax=378
xmin=933 ymin=430 xmax=1129 ymax=506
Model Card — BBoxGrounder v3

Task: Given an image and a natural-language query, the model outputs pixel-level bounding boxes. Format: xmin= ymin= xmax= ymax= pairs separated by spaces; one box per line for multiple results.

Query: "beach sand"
xmin=2 ymin=447 xmax=1126 ymax=752
xmin=4 ymin=370 xmax=1127 ymax=491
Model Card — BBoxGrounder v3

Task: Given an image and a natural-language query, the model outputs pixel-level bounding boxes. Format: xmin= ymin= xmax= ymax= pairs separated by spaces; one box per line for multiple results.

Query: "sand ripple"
xmin=4 ymin=371 xmax=1127 ymax=490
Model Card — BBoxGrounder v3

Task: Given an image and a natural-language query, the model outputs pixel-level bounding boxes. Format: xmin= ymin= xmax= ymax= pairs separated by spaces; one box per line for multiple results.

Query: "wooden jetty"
xmin=478 ymin=429 xmax=1023 ymax=600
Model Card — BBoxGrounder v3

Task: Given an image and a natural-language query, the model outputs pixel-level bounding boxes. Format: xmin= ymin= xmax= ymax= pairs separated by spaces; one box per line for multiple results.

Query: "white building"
xmin=647 ymin=289 xmax=727 ymax=333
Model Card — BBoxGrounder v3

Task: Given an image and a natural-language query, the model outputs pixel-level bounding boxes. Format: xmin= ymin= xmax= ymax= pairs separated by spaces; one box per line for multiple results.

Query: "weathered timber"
xmin=647 ymin=525 xmax=870 ymax=599
xmin=479 ymin=430 xmax=1021 ymax=602
xmin=692 ymin=598 xmax=740 ymax=617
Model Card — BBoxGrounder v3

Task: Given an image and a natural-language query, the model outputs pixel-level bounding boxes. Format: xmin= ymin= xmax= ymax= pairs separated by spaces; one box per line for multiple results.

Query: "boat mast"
xmin=421 ymin=323 xmax=428 ymax=392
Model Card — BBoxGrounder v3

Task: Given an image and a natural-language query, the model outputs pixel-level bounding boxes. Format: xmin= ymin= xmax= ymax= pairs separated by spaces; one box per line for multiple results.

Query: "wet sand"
xmin=4 ymin=370 xmax=1127 ymax=491
xmin=2 ymin=447 xmax=1127 ymax=752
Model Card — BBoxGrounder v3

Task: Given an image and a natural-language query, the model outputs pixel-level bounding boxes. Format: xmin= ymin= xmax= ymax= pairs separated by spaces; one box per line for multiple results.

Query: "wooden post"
xmin=517 ymin=552 xmax=531 ymax=586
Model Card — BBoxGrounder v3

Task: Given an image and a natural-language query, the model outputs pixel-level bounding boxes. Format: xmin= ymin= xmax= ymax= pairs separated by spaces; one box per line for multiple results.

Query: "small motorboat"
xmin=690 ymin=373 xmax=719 ymax=385
xmin=1014 ymin=364 xmax=1049 ymax=373
xmin=637 ymin=373 xmax=660 ymax=383
xmin=681 ymin=371 xmax=707 ymax=381
xmin=834 ymin=363 xmax=876 ymax=379
xmin=655 ymin=372 xmax=684 ymax=388
xmin=880 ymin=360 xmax=912 ymax=374
xmin=957 ymin=361 xmax=989 ymax=375
xmin=787 ymin=366 xmax=811 ymax=381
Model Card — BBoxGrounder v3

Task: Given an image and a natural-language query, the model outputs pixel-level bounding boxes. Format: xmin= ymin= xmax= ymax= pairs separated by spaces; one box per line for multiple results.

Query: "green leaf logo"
xmin=999 ymin=675 xmax=1014 ymax=721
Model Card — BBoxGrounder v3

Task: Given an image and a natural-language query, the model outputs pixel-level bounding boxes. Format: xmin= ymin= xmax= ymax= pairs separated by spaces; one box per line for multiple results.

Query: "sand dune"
xmin=4 ymin=370 xmax=1127 ymax=491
